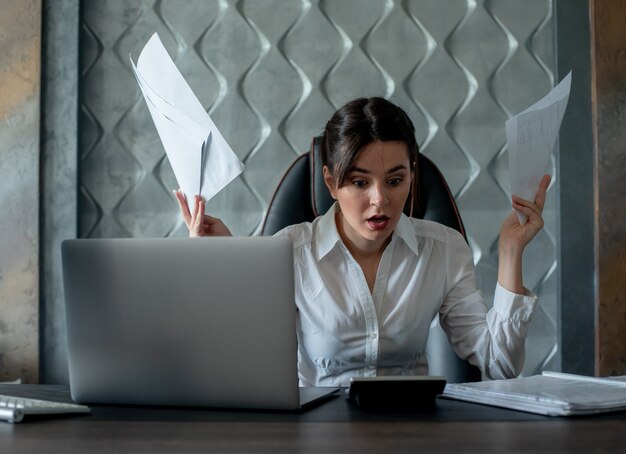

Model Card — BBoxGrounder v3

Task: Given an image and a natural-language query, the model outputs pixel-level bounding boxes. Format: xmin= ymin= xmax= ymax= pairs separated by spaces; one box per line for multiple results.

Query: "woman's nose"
xmin=370 ymin=183 xmax=388 ymax=207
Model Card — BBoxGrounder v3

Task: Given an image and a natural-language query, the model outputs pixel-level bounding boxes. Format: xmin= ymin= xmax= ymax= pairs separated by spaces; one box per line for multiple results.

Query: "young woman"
xmin=174 ymin=97 xmax=550 ymax=387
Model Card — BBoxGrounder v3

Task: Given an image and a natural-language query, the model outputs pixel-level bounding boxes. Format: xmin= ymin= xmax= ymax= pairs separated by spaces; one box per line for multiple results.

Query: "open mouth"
xmin=366 ymin=215 xmax=390 ymax=231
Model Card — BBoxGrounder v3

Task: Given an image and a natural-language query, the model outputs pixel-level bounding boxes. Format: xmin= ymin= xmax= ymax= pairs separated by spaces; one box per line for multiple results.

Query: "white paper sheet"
xmin=506 ymin=71 xmax=571 ymax=223
xmin=130 ymin=33 xmax=244 ymax=211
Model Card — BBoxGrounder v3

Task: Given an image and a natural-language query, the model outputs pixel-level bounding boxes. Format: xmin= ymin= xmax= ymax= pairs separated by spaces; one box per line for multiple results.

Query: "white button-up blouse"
xmin=276 ymin=203 xmax=538 ymax=387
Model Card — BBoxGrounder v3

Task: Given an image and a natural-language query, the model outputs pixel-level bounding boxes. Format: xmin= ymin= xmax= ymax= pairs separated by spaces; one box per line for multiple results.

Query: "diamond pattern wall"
xmin=79 ymin=0 xmax=557 ymax=375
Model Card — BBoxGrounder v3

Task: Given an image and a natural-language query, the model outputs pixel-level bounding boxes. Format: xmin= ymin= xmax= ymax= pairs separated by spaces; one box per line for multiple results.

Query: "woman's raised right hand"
xmin=174 ymin=190 xmax=232 ymax=237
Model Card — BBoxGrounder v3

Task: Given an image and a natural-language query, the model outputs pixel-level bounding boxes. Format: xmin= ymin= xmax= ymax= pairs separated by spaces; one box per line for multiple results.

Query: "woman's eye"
xmin=388 ymin=177 xmax=403 ymax=187
xmin=352 ymin=180 xmax=367 ymax=188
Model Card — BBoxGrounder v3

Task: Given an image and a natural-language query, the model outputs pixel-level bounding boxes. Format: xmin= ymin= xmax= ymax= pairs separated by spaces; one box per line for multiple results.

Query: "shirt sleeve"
xmin=438 ymin=229 xmax=538 ymax=379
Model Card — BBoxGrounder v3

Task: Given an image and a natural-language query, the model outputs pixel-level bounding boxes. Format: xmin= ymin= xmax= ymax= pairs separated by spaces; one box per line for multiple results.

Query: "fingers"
xmin=192 ymin=196 xmax=206 ymax=234
xmin=512 ymin=197 xmax=544 ymax=232
xmin=534 ymin=174 xmax=551 ymax=212
xmin=174 ymin=192 xmax=229 ymax=236
xmin=512 ymin=198 xmax=542 ymax=221
xmin=179 ymin=193 xmax=206 ymax=237
xmin=173 ymin=190 xmax=192 ymax=226
xmin=511 ymin=174 xmax=551 ymax=215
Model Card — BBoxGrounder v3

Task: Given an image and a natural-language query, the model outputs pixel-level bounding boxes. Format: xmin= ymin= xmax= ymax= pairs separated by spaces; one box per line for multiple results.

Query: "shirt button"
xmin=369 ymin=333 xmax=378 ymax=340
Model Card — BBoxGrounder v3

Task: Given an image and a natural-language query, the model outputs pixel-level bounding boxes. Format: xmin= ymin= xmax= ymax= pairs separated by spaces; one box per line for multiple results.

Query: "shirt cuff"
xmin=492 ymin=282 xmax=538 ymax=322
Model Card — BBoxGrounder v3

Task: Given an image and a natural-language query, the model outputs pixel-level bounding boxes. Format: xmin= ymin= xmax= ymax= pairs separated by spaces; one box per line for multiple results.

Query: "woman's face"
xmin=323 ymin=140 xmax=413 ymax=251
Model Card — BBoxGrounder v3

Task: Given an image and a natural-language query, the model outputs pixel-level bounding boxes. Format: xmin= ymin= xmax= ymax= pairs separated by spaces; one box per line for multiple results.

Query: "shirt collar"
xmin=314 ymin=203 xmax=420 ymax=260
xmin=314 ymin=202 xmax=342 ymax=261
xmin=392 ymin=213 xmax=420 ymax=257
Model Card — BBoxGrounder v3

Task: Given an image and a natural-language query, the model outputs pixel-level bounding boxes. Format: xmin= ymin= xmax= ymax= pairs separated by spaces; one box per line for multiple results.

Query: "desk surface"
xmin=1 ymin=385 xmax=625 ymax=453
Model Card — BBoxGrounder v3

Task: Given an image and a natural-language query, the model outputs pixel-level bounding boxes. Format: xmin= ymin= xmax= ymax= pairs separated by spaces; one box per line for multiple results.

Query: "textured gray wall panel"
xmin=78 ymin=0 xmax=557 ymax=375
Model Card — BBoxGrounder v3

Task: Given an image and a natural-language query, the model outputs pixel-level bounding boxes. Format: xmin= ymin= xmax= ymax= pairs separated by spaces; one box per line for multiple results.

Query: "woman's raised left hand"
xmin=499 ymin=174 xmax=551 ymax=255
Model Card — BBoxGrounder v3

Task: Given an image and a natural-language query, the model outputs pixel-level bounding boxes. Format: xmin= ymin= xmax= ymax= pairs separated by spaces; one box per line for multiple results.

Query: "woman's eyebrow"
xmin=385 ymin=164 xmax=408 ymax=174
xmin=349 ymin=164 xmax=408 ymax=174
xmin=350 ymin=166 xmax=371 ymax=174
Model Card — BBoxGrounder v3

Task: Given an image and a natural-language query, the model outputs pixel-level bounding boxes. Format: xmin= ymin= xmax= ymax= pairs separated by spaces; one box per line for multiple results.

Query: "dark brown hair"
xmin=321 ymin=97 xmax=419 ymax=186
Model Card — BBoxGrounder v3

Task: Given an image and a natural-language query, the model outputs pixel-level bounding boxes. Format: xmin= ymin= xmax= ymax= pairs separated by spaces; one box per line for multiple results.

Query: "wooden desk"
xmin=1 ymin=385 xmax=624 ymax=452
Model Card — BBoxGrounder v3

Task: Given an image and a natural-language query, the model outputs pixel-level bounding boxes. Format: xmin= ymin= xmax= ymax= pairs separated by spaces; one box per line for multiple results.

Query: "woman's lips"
xmin=366 ymin=216 xmax=390 ymax=231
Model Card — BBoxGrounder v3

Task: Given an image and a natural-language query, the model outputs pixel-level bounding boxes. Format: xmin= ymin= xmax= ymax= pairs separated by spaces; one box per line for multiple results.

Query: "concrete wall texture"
xmin=0 ymin=0 xmax=42 ymax=383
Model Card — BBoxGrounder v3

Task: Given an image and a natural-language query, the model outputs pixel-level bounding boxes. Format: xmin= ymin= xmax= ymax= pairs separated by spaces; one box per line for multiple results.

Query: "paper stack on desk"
xmin=130 ymin=33 xmax=244 ymax=212
xmin=442 ymin=371 xmax=626 ymax=416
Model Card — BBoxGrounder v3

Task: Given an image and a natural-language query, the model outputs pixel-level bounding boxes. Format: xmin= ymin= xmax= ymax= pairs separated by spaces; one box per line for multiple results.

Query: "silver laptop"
xmin=62 ymin=237 xmax=337 ymax=410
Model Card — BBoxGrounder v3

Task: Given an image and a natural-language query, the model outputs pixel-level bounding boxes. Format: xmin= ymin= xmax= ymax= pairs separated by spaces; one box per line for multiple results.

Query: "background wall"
xmin=0 ymin=0 xmax=41 ymax=383
xmin=1 ymin=0 xmax=615 ymax=385
xmin=0 ymin=0 xmax=571 ymax=385
xmin=74 ymin=0 xmax=559 ymax=383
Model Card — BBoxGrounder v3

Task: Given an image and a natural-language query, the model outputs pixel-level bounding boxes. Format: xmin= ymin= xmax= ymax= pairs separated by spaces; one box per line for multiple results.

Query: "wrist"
xmin=498 ymin=238 xmax=524 ymax=258
xmin=498 ymin=246 xmax=524 ymax=294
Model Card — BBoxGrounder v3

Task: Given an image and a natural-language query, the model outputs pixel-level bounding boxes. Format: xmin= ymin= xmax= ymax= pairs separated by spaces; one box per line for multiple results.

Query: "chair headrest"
xmin=310 ymin=136 xmax=335 ymax=217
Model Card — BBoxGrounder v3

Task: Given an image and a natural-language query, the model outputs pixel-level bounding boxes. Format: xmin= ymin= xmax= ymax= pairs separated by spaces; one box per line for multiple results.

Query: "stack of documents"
xmin=442 ymin=371 xmax=626 ymax=416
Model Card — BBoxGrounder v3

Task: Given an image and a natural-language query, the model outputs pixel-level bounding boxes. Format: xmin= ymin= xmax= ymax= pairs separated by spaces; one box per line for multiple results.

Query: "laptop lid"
xmin=62 ymin=237 xmax=307 ymax=410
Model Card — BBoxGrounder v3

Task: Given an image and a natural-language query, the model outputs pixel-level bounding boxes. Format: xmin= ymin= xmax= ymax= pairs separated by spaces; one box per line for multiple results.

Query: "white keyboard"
xmin=0 ymin=394 xmax=90 ymax=423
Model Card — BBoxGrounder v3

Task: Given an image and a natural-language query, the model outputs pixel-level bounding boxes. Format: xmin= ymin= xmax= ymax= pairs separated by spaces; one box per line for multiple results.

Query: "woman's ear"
xmin=322 ymin=166 xmax=337 ymax=200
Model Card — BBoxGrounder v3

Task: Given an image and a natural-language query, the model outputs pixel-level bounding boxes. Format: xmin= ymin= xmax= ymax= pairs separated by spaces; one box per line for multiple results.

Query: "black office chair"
xmin=261 ymin=136 xmax=481 ymax=383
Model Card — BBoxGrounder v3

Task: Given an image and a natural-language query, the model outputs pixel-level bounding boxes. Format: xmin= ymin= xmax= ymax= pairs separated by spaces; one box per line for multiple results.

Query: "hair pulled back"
xmin=321 ymin=97 xmax=419 ymax=186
